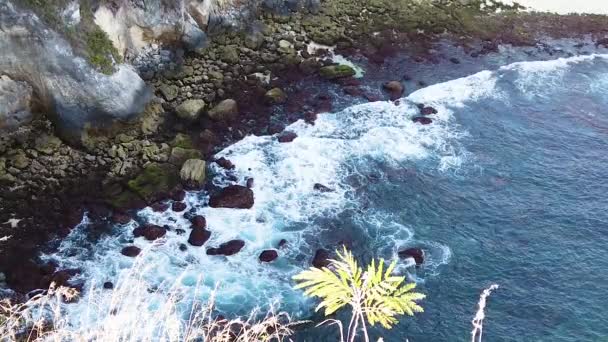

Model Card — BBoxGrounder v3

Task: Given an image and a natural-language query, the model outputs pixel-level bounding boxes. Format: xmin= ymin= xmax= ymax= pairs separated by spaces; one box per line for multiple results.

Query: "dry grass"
xmin=0 ymin=260 xmax=299 ymax=342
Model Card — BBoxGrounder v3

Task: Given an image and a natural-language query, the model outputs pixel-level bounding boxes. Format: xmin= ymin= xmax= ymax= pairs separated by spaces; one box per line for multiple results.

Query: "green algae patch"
xmin=127 ymin=163 xmax=179 ymax=203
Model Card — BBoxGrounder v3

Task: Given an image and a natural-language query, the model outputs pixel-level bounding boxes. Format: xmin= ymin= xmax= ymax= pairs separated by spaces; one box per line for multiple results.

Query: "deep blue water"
xmin=303 ymin=56 xmax=608 ymax=341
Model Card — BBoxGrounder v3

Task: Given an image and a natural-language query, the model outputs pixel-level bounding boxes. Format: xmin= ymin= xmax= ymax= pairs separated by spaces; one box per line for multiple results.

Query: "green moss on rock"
xmin=86 ymin=27 xmax=122 ymax=75
xmin=319 ymin=65 xmax=356 ymax=79
xmin=127 ymin=163 xmax=179 ymax=203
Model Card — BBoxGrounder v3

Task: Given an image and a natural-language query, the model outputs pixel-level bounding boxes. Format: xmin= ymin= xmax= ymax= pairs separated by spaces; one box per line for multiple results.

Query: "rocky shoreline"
xmin=2 ymin=0 xmax=608 ymax=295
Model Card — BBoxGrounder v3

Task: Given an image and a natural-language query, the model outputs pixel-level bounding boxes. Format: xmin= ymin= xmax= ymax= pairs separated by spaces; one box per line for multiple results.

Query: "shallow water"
xmin=43 ymin=54 xmax=608 ymax=341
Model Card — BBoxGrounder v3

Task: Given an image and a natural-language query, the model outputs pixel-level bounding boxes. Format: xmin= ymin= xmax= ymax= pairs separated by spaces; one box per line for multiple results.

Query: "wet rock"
xmin=278 ymin=239 xmax=288 ymax=248
xmin=209 ymin=185 xmax=254 ymax=209
xmin=133 ymin=224 xmax=166 ymax=241
xmin=319 ymin=65 xmax=356 ymax=79
xmin=449 ymin=57 xmax=461 ymax=64
xmin=312 ymin=249 xmax=331 ymax=268
xmin=121 ymin=246 xmax=141 ymax=257
xmin=265 ymin=87 xmax=288 ymax=104
xmin=103 ymin=281 xmax=114 ymax=289
xmin=180 ymin=159 xmax=206 ymax=187
xmin=412 ymin=117 xmax=433 ymax=125
xmin=151 ymin=202 xmax=169 ymax=212
xmin=420 ymin=106 xmax=438 ymax=115
xmin=398 ymin=248 xmax=425 ymax=266
xmin=215 ymin=157 xmax=235 ymax=170
xmin=383 ymin=81 xmax=404 ymax=100
xmin=191 ymin=215 xmax=206 ymax=229
xmin=111 ymin=211 xmax=132 ymax=225
xmin=188 ymin=228 xmax=211 ymax=246
xmin=170 ymin=189 xmax=186 ymax=202
xmin=172 ymin=201 xmax=187 ymax=212
xmin=246 ymin=178 xmax=254 ymax=188
xmin=208 ymin=99 xmax=238 ymax=121
xmin=179 ymin=243 xmax=188 ymax=251
xmin=259 ymin=250 xmax=279 ymax=262
xmin=278 ymin=131 xmax=297 ymax=143
xmin=207 ymin=239 xmax=245 ymax=256
xmin=175 ymin=99 xmax=206 ymax=121
xmin=313 ymin=183 xmax=333 ymax=193
xmin=176 ymin=228 xmax=186 ymax=235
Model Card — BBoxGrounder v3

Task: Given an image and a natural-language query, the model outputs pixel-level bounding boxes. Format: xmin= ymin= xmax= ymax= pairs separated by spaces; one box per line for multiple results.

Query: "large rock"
xmin=207 ymin=239 xmax=245 ymax=256
xmin=127 ymin=163 xmax=179 ymax=203
xmin=121 ymin=245 xmax=141 ymax=257
xmin=319 ymin=65 xmax=356 ymax=79
xmin=169 ymin=147 xmax=201 ymax=166
xmin=180 ymin=159 xmax=206 ymax=187
xmin=0 ymin=1 xmax=151 ymax=143
xmin=398 ymin=248 xmax=425 ymax=266
xmin=133 ymin=224 xmax=166 ymax=241
xmin=188 ymin=228 xmax=211 ymax=246
xmin=312 ymin=249 xmax=331 ymax=268
xmin=259 ymin=249 xmax=279 ymax=262
xmin=209 ymin=185 xmax=254 ymax=209
xmin=207 ymin=99 xmax=238 ymax=121
xmin=175 ymin=99 xmax=206 ymax=121
xmin=0 ymin=75 xmax=33 ymax=131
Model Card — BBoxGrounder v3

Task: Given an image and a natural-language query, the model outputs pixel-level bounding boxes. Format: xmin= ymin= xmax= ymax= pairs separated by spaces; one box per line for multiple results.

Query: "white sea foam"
xmin=41 ymin=55 xmax=600 ymax=334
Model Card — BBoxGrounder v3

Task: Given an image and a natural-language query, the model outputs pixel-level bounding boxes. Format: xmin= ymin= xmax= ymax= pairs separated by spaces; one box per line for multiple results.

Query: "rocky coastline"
xmin=2 ymin=0 xmax=608 ymax=296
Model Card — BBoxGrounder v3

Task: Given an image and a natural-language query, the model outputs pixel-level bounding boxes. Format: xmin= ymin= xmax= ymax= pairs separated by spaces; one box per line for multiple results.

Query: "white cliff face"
xmin=0 ymin=1 xmax=151 ymax=143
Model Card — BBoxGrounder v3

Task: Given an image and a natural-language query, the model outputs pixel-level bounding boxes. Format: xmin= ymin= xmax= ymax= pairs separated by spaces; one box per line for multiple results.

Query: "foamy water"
xmin=39 ymin=54 xmax=606 ymax=337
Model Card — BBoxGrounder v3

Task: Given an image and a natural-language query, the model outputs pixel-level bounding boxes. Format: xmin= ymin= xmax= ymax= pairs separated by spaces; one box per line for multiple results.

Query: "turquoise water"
xmin=43 ymin=55 xmax=608 ymax=341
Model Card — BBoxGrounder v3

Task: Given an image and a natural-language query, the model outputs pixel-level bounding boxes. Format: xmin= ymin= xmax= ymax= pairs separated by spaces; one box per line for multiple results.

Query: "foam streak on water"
xmin=40 ymin=54 xmax=604 ymax=336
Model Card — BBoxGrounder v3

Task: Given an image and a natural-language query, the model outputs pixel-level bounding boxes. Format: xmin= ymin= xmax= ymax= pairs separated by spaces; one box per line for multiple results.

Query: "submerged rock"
xmin=121 ymin=246 xmax=141 ymax=257
xmin=172 ymin=201 xmax=187 ymax=212
xmin=412 ymin=117 xmax=433 ymax=125
xmin=207 ymin=239 xmax=245 ymax=256
xmin=278 ymin=131 xmax=298 ymax=143
xmin=103 ymin=281 xmax=114 ymax=290
xmin=398 ymin=248 xmax=425 ymax=266
xmin=420 ymin=106 xmax=438 ymax=115
xmin=383 ymin=81 xmax=404 ymax=100
xmin=209 ymin=185 xmax=254 ymax=209
xmin=312 ymin=249 xmax=331 ymax=268
xmin=259 ymin=250 xmax=279 ymax=262
xmin=313 ymin=183 xmax=334 ymax=192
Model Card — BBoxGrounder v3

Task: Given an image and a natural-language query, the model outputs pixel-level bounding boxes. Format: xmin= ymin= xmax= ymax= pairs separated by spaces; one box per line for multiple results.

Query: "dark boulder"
xmin=103 ymin=281 xmax=114 ymax=289
xmin=172 ymin=202 xmax=187 ymax=212
xmin=207 ymin=240 xmax=245 ymax=256
xmin=413 ymin=117 xmax=433 ymax=125
xmin=209 ymin=185 xmax=254 ymax=209
xmin=151 ymin=202 xmax=169 ymax=212
xmin=170 ymin=189 xmax=186 ymax=202
xmin=121 ymin=246 xmax=141 ymax=257
xmin=420 ymin=106 xmax=438 ymax=115
xmin=188 ymin=228 xmax=211 ymax=246
xmin=191 ymin=215 xmax=207 ymax=229
xmin=312 ymin=249 xmax=331 ymax=268
xmin=259 ymin=250 xmax=279 ymax=262
xmin=133 ymin=224 xmax=166 ymax=241
xmin=216 ymin=157 xmax=235 ymax=170
xmin=313 ymin=183 xmax=334 ymax=193
xmin=278 ymin=131 xmax=298 ymax=143
xmin=398 ymin=248 xmax=425 ymax=266
xmin=111 ymin=212 xmax=132 ymax=225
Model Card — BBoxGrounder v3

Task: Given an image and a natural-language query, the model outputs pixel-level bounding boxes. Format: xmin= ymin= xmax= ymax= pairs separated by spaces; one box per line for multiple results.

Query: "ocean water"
xmin=41 ymin=54 xmax=608 ymax=341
